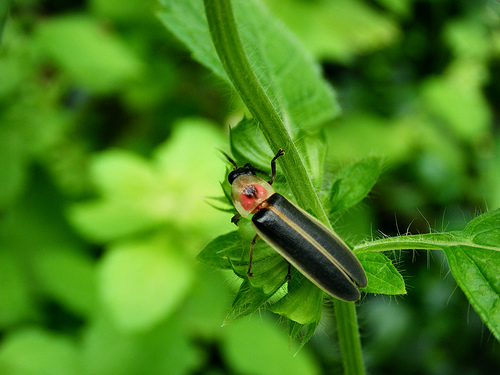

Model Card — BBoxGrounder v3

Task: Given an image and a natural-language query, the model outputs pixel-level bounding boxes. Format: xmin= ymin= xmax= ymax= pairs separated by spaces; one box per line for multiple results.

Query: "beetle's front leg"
xmin=268 ymin=149 xmax=285 ymax=185
xmin=231 ymin=213 xmax=241 ymax=225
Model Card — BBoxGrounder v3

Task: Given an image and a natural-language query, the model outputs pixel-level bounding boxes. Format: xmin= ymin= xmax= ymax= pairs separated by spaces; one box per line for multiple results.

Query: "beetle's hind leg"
xmin=247 ymin=234 xmax=259 ymax=277
xmin=285 ymin=262 xmax=291 ymax=282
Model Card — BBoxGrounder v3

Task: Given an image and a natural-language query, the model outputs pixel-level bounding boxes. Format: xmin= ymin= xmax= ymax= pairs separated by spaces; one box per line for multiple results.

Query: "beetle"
xmin=225 ymin=148 xmax=367 ymax=301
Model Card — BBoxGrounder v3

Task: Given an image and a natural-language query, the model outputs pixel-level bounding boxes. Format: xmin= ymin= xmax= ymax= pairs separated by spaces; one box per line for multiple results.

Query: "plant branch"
xmin=203 ymin=1 xmax=365 ymax=373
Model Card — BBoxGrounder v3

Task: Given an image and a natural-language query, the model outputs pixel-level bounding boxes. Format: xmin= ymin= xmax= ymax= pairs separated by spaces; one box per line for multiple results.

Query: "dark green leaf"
xmin=0 ymin=0 xmax=10 ymax=46
xmin=159 ymin=0 xmax=340 ymax=135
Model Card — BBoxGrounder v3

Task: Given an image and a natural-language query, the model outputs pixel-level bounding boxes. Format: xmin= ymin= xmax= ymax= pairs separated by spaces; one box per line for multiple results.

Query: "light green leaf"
xmin=69 ymin=118 xmax=231 ymax=242
xmin=36 ymin=15 xmax=143 ymax=93
xmin=159 ymin=0 xmax=340 ymax=134
xmin=325 ymin=112 xmax=418 ymax=164
xmin=420 ymin=60 xmax=491 ymax=142
xmin=264 ymin=0 xmax=401 ymax=62
xmin=98 ymin=236 xmax=193 ymax=333
xmin=90 ymin=150 xmax=157 ymax=199
xmin=82 ymin=315 xmax=200 ymax=375
xmin=0 ymin=329 xmax=80 ymax=375
xmin=357 ymin=252 xmax=406 ymax=295
xmin=267 ymin=270 xmax=323 ymax=325
xmin=222 ymin=316 xmax=321 ymax=375
xmin=32 ymin=247 xmax=97 ymax=318
xmin=69 ymin=198 xmax=163 ymax=242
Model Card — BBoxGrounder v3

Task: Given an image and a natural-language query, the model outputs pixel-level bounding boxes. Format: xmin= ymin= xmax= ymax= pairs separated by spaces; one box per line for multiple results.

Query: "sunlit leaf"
xmin=98 ymin=236 xmax=193 ymax=332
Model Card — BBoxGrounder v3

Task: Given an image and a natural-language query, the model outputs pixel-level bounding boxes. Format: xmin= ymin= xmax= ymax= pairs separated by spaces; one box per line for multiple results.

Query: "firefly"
xmin=225 ymin=149 xmax=367 ymax=301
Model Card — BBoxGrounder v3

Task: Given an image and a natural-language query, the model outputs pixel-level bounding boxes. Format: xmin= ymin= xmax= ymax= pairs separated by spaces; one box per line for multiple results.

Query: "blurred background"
xmin=0 ymin=0 xmax=499 ymax=374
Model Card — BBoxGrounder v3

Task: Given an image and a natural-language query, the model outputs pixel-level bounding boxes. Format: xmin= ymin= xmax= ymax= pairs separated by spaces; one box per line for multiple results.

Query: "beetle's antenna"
xmin=219 ymin=149 xmax=238 ymax=169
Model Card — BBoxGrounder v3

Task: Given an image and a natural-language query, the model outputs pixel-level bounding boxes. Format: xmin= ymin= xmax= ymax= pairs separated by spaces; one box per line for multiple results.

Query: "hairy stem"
xmin=203 ymin=1 xmax=365 ymax=373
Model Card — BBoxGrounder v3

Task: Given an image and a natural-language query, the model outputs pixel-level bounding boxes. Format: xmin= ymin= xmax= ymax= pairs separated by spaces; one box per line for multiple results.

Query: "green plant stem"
xmin=203 ymin=0 xmax=324 ymax=220
xmin=354 ymin=233 xmax=461 ymax=253
xmin=334 ymin=299 xmax=365 ymax=375
xmin=203 ymin=1 xmax=365 ymax=373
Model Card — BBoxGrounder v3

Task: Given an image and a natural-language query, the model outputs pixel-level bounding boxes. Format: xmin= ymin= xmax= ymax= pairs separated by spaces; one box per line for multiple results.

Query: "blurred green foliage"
xmin=0 ymin=0 xmax=499 ymax=375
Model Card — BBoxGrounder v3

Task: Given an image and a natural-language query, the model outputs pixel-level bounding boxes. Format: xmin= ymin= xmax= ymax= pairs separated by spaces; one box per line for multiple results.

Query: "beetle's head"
xmin=228 ymin=166 xmax=255 ymax=185
xmin=221 ymin=151 xmax=274 ymax=217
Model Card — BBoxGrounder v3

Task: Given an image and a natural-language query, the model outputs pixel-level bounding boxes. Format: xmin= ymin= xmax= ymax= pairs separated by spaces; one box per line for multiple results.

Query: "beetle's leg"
xmin=247 ymin=234 xmax=259 ymax=277
xmin=285 ymin=262 xmax=291 ymax=282
xmin=231 ymin=213 xmax=241 ymax=225
xmin=268 ymin=149 xmax=285 ymax=185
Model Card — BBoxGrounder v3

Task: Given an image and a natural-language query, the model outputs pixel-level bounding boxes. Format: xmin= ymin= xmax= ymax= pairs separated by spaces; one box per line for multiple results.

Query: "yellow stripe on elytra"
xmin=268 ymin=206 xmax=350 ymax=278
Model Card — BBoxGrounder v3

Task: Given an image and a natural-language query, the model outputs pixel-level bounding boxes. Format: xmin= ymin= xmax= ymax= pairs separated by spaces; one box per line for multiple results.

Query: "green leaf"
xmin=357 ymin=252 xmax=406 ymax=295
xmin=328 ymin=156 xmax=383 ymax=214
xmin=82 ymin=315 xmax=200 ymax=375
xmin=98 ymin=236 xmax=193 ymax=333
xmin=443 ymin=247 xmax=500 ymax=340
xmin=264 ymin=0 xmax=400 ymax=62
xmin=0 ymin=0 xmax=10 ymax=47
xmin=420 ymin=60 xmax=491 ymax=142
xmin=229 ymin=118 xmax=274 ymax=172
xmin=0 ymin=124 xmax=30 ymax=209
xmin=224 ymin=280 xmax=276 ymax=325
xmin=289 ymin=320 xmax=320 ymax=354
xmin=267 ymin=270 xmax=323 ymax=325
xmin=462 ymin=208 xmax=500 ymax=246
xmin=198 ymin=231 xmax=240 ymax=269
xmin=221 ymin=316 xmax=321 ymax=375
xmin=36 ymin=15 xmax=143 ymax=93
xmin=0 ymin=329 xmax=80 ymax=375
xmin=69 ymin=118 xmax=231 ymax=242
xmin=355 ymin=209 xmax=500 ymax=341
xmin=32 ymin=247 xmax=97 ymax=318
xmin=0 ymin=251 xmax=34 ymax=328
xmin=159 ymin=0 xmax=340 ymax=135
xmin=295 ymin=131 xmax=327 ymax=190
xmin=233 ymin=221 xmax=289 ymax=294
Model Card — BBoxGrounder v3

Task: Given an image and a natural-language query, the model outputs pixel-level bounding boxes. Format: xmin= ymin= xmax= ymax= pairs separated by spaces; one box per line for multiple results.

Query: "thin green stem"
xmin=354 ymin=232 xmax=463 ymax=253
xmin=203 ymin=1 xmax=365 ymax=373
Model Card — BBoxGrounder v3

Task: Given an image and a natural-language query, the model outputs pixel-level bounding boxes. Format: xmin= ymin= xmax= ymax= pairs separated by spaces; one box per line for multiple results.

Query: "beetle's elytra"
xmin=226 ymin=149 xmax=367 ymax=301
